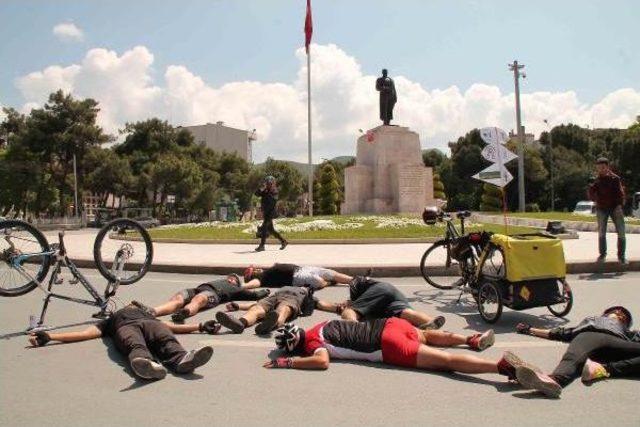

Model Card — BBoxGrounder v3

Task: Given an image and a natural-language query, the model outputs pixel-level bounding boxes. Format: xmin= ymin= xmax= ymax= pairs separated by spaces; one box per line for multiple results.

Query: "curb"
xmin=70 ymin=258 xmax=639 ymax=277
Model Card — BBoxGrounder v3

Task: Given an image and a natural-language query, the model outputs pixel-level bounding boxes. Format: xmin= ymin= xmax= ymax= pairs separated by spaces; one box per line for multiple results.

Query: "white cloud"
xmin=52 ymin=22 xmax=84 ymax=42
xmin=14 ymin=43 xmax=640 ymax=161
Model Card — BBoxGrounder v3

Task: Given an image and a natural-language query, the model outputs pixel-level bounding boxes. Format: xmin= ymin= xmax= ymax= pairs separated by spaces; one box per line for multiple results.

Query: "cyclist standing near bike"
xmin=255 ymin=176 xmax=288 ymax=252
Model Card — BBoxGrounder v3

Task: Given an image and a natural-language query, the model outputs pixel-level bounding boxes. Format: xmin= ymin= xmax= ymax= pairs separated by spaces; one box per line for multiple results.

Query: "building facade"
xmin=181 ymin=122 xmax=257 ymax=162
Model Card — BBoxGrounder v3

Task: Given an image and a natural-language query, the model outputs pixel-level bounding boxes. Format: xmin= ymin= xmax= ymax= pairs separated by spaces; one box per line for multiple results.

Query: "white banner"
xmin=481 ymin=141 xmax=517 ymax=164
xmin=479 ymin=127 xmax=509 ymax=145
xmin=472 ymin=163 xmax=514 ymax=188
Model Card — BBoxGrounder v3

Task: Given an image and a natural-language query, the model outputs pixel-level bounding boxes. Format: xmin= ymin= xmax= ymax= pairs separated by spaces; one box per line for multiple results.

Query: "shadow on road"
xmin=578 ymin=272 xmax=626 ymax=281
xmin=411 ymin=289 xmax=569 ymax=334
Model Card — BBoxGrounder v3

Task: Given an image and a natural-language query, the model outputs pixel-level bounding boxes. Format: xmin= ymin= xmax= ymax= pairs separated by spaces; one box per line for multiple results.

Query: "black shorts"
xmin=257 ymin=289 xmax=307 ymax=318
xmin=178 ymin=284 xmax=220 ymax=309
xmin=350 ymin=282 xmax=410 ymax=319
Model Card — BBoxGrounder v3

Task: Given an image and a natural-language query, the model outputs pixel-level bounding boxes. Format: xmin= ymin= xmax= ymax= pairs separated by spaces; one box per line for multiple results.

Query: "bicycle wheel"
xmin=547 ymin=278 xmax=573 ymax=317
xmin=420 ymin=240 xmax=466 ymax=290
xmin=0 ymin=220 xmax=51 ymax=297
xmin=93 ymin=218 xmax=153 ymax=285
xmin=477 ymin=279 xmax=503 ymax=323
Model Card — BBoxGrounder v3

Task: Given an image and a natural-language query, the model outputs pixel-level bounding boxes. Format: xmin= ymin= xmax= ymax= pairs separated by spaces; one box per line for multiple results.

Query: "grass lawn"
xmin=148 ymin=215 xmax=537 ymax=241
xmin=482 ymin=211 xmax=640 ymax=225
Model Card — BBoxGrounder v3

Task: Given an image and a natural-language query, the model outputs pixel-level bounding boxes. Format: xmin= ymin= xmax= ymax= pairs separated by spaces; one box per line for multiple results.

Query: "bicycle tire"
xmin=477 ymin=279 xmax=503 ymax=323
xmin=547 ymin=278 xmax=573 ymax=317
xmin=420 ymin=240 xmax=465 ymax=290
xmin=0 ymin=219 xmax=51 ymax=297
xmin=93 ymin=218 xmax=153 ymax=285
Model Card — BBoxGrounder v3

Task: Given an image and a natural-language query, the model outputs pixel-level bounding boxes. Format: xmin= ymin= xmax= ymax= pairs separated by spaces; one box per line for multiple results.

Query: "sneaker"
xmin=468 ymin=329 xmax=495 ymax=351
xmin=255 ymin=245 xmax=265 ymax=252
xmin=515 ymin=366 xmax=562 ymax=398
xmin=280 ymin=241 xmax=288 ymax=250
xmin=421 ymin=316 xmax=446 ymax=330
xmin=581 ymin=359 xmax=610 ymax=384
xmin=171 ymin=308 xmax=189 ymax=324
xmin=497 ymin=351 xmax=541 ymax=380
xmin=618 ymin=257 xmax=629 ymax=266
xmin=130 ymin=357 xmax=167 ymax=380
xmin=175 ymin=346 xmax=214 ymax=374
xmin=596 ymin=255 xmax=606 ymax=264
xmin=216 ymin=311 xmax=246 ymax=334
xmin=255 ymin=311 xmax=280 ymax=335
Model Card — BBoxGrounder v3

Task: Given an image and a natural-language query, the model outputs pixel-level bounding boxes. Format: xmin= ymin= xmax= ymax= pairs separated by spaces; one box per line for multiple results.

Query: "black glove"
xmin=516 ymin=323 xmax=532 ymax=335
xmin=33 ymin=331 xmax=51 ymax=346
xmin=199 ymin=320 xmax=221 ymax=335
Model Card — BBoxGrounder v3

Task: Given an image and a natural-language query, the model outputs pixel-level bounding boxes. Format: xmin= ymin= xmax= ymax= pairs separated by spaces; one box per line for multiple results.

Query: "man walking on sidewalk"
xmin=588 ymin=157 xmax=627 ymax=265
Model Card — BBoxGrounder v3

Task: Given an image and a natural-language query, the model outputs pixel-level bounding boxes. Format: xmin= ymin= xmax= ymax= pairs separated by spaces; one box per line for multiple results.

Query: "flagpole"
xmin=307 ymin=47 xmax=313 ymax=216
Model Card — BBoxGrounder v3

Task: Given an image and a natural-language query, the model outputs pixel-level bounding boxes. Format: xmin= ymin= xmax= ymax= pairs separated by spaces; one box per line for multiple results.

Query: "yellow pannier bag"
xmin=490 ymin=234 xmax=566 ymax=282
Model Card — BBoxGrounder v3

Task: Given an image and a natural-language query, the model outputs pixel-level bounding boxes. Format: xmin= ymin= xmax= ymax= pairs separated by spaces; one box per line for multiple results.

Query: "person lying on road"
xmin=315 ymin=276 xmax=446 ymax=330
xmin=216 ymin=286 xmax=316 ymax=335
xmin=513 ymin=305 xmax=640 ymax=397
xmin=243 ymin=264 xmax=352 ymax=290
xmin=149 ymin=274 xmax=270 ymax=323
xmin=28 ymin=302 xmax=219 ymax=380
xmin=263 ymin=319 xmax=532 ymax=388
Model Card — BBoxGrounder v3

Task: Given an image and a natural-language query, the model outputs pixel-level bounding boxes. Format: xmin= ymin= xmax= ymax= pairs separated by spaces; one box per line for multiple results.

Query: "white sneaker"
xmin=130 ymin=357 xmax=167 ymax=380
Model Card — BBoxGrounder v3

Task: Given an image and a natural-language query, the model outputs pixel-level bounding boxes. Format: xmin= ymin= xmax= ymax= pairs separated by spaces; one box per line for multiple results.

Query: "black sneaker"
xmin=255 ymin=311 xmax=279 ymax=335
xmin=216 ymin=311 xmax=246 ymax=334
xmin=255 ymin=245 xmax=265 ymax=252
xmin=280 ymin=240 xmax=288 ymax=250
xmin=171 ymin=308 xmax=189 ymax=324
xmin=619 ymin=257 xmax=629 ymax=266
xmin=130 ymin=357 xmax=167 ymax=380
xmin=175 ymin=346 xmax=214 ymax=374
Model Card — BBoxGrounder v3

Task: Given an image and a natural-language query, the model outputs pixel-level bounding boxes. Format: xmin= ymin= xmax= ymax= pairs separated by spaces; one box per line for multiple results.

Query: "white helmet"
xmin=274 ymin=323 xmax=303 ymax=353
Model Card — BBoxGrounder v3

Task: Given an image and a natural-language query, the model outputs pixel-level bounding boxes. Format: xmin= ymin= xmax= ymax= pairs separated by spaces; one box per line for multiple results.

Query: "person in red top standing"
xmin=587 ymin=157 xmax=627 ymax=265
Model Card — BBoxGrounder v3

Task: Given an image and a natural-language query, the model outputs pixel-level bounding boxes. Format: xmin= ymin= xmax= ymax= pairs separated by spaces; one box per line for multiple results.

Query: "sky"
xmin=1 ymin=0 xmax=639 ymax=162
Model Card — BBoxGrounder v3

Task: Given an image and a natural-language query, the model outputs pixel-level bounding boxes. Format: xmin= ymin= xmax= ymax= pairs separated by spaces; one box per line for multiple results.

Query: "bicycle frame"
xmin=11 ymin=234 xmax=126 ymax=331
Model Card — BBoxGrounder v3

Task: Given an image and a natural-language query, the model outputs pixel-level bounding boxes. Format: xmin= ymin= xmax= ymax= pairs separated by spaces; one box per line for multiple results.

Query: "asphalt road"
xmin=1 ymin=271 xmax=638 ymax=427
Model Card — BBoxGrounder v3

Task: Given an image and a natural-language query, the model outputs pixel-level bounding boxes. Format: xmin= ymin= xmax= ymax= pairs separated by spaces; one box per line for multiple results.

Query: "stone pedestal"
xmin=342 ymin=125 xmax=434 ymax=214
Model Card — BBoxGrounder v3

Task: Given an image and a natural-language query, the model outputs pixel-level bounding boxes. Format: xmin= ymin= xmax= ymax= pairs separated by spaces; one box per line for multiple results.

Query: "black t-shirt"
xmin=321 ymin=318 xmax=386 ymax=353
xmin=95 ymin=306 xmax=156 ymax=337
xmin=197 ymin=278 xmax=266 ymax=302
xmin=261 ymin=264 xmax=299 ymax=287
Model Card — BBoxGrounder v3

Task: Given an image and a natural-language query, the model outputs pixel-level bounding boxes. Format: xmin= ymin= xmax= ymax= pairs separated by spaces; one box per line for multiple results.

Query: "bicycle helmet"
xmin=274 ymin=323 xmax=304 ymax=353
xmin=422 ymin=206 xmax=439 ymax=225
xmin=603 ymin=306 xmax=633 ymax=328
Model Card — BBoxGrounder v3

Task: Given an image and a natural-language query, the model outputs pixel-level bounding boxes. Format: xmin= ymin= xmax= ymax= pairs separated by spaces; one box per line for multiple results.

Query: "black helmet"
xmin=603 ymin=306 xmax=633 ymax=328
xmin=422 ymin=206 xmax=439 ymax=225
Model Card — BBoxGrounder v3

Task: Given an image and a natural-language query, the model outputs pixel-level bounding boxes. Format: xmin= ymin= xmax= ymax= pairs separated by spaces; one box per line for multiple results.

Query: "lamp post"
xmin=509 ymin=60 xmax=526 ymax=212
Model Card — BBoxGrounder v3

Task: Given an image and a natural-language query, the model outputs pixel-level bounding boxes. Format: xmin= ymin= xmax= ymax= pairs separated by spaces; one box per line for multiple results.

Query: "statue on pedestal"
xmin=375 ymin=69 xmax=397 ymax=125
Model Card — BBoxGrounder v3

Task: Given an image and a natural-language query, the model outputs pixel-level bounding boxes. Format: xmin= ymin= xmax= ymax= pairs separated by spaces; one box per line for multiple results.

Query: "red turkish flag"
xmin=304 ymin=0 xmax=313 ymax=53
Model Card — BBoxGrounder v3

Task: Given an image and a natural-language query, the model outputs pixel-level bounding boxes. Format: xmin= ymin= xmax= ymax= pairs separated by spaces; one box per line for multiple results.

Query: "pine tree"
xmin=318 ymin=163 xmax=339 ymax=215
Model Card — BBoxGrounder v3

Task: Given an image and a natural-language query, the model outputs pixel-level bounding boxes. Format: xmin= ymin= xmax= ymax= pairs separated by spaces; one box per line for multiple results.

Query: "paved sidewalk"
xmin=46 ymin=229 xmax=639 ymax=276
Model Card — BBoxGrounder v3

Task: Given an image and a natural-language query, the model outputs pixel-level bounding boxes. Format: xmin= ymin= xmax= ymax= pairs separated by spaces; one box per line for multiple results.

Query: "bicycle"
xmin=0 ymin=218 xmax=153 ymax=331
xmin=419 ymin=208 xmax=484 ymax=290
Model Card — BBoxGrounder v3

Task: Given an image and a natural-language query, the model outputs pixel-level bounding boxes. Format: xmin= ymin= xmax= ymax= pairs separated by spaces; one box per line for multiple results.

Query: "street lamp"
xmin=543 ymin=119 xmax=555 ymax=211
xmin=509 ymin=60 xmax=526 ymax=212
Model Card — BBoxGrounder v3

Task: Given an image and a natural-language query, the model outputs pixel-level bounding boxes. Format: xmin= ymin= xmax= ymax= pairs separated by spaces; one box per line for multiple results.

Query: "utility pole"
xmin=544 ymin=119 xmax=555 ymax=211
xmin=73 ymin=153 xmax=79 ymax=218
xmin=509 ymin=60 xmax=526 ymax=212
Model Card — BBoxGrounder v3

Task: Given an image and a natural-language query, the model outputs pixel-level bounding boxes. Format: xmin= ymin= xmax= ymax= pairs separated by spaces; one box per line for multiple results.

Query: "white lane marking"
xmin=197 ymin=338 xmax=563 ymax=349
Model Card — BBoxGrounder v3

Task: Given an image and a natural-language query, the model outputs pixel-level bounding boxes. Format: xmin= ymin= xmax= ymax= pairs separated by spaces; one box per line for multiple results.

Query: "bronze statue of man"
xmin=375 ymin=69 xmax=397 ymax=125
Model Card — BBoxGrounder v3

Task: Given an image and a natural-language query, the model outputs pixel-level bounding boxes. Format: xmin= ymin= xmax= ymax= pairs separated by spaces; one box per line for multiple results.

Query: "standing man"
xmin=588 ymin=157 xmax=627 ymax=265
xmin=375 ymin=69 xmax=397 ymax=126
xmin=255 ymin=175 xmax=288 ymax=252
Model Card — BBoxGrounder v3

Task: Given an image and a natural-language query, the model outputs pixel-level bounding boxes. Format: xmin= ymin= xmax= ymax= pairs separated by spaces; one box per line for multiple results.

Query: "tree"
xmin=84 ymin=147 xmax=134 ymax=207
xmin=504 ymin=141 xmax=548 ymax=211
xmin=318 ymin=162 xmax=339 ymax=215
xmin=480 ymin=184 xmax=502 ymax=211
xmin=422 ymin=149 xmax=446 ymax=168
xmin=432 ymin=172 xmax=446 ymax=201
xmin=439 ymin=129 xmax=485 ymax=210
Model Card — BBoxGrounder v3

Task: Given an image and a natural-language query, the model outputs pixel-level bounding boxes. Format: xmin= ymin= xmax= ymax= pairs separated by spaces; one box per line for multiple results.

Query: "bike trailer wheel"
xmin=477 ymin=279 xmax=503 ymax=323
xmin=547 ymin=278 xmax=573 ymax=318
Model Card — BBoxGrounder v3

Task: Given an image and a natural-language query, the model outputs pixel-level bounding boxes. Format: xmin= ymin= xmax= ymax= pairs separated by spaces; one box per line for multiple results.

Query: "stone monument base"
xmin=342 ymin=125 xmax=434 ymax=215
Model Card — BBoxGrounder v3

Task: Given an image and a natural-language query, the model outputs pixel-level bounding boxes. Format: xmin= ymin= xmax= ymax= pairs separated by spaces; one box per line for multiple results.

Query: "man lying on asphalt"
xmin=150 ymin=274 xmax=270 ymax=323
xmin=514 ymin=305 xmax=640 ymax=398
xmin=216 ymin=286 xmax=316 ymax=335
xmin=28 ymin=302 xmax=219 ymax=380
xmin=243 ymin=264 xmax=352 ymax=290
xmin=263 ymin=319 xmax=530 ymax=386
xmin=315 ymin=276 xmax=446 ymax=330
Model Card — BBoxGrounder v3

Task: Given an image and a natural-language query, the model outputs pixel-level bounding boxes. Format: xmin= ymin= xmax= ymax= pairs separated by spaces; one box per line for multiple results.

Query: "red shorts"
xmin=381 ymin=317 xmax=420 ymax=368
